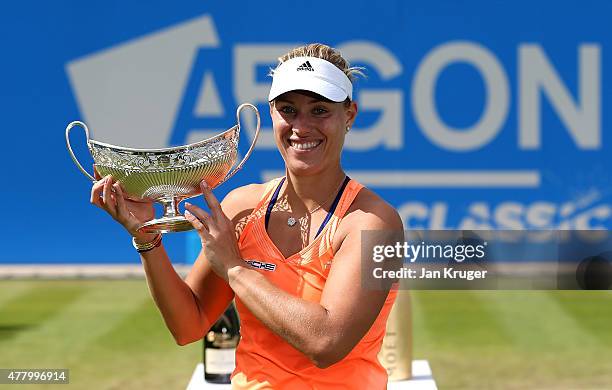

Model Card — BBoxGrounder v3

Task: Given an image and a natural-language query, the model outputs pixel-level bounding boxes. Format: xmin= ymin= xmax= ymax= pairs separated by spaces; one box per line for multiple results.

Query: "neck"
xmin=284 ymin=167 xmax=346 ymax=211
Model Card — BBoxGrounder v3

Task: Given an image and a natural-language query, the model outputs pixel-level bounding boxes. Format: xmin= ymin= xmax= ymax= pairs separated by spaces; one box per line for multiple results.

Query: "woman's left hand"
xmin=184 ymin=181 xmax=244 ymax=281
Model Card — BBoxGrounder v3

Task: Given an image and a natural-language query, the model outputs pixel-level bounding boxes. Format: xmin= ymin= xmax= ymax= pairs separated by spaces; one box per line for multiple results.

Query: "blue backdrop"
xmin=1 ymin=1 xmax=609 ymax=263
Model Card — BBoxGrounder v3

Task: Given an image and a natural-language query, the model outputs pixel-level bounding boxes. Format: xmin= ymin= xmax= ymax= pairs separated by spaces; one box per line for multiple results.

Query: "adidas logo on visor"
xmin=296 ymin=61 xmax=314 ymax=71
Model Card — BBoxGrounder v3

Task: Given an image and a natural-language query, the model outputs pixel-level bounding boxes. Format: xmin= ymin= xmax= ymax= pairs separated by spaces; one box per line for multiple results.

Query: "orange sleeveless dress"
xmin=232 ymin=177 xmax=397 ymax=389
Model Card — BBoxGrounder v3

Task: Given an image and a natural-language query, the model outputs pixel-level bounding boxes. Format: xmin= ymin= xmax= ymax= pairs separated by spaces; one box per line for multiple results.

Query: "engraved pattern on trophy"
xmin=90 ymin=133 xmax=238 ymax=199
xmin=66 ymin=103 xmax=261 ymax=234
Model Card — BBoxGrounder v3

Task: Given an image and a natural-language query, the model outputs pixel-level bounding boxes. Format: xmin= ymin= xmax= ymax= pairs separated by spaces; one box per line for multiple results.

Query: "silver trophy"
xmin=66 ymin=103 xmax=260 ymax=234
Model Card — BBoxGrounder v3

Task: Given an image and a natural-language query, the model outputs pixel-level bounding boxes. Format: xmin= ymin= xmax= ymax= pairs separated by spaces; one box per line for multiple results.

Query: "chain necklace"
xmin=286 ymin=175 xmax=347 ymax=227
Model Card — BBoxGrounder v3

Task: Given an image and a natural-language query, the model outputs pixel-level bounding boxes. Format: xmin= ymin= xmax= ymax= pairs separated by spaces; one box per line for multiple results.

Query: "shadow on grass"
xmin=0 ymin=323 xmax=36 ymax=341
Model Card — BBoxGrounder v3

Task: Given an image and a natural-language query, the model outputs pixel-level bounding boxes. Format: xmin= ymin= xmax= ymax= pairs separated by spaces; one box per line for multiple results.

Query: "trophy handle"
xmin=217 ymin=103 xmax=261 ymax=186
xmin=65 ymin=121 xmax=96 ymax=182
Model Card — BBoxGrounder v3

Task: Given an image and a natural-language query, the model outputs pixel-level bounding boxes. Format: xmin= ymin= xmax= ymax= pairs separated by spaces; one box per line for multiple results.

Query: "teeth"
xmin=291 ymin=140 xmax=320 ymax=150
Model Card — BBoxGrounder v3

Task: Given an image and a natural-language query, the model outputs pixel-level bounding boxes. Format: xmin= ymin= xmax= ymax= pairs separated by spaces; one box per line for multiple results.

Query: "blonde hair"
xmin=273 ymin=43 xmax=364 ymax=83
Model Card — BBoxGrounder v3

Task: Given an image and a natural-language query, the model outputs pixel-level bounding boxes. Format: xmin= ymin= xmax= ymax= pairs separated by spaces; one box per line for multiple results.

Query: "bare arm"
xmin=91 ymin=175 xmax=236 ymax=345
xmin=140 ymin=183 xmax=264 ymax=345
xmin=139 ymin=245 xmax=234 ymax=345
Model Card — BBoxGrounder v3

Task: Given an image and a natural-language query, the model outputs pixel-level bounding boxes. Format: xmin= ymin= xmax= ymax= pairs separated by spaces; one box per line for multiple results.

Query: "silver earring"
xmin=345 ymin=126 xmax=350 ymax=133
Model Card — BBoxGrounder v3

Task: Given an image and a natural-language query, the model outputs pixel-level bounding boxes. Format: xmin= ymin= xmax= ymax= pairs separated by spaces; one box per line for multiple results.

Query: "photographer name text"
xmin=373 ymin=266 xmax=487 ymax=280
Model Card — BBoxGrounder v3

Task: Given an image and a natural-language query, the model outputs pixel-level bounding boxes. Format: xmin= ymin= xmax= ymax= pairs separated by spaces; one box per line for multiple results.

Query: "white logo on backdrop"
xmin=66 ymin=14 xmax=607 ymax=228
xmin=67 ymin=15 xmax=220 ymax=148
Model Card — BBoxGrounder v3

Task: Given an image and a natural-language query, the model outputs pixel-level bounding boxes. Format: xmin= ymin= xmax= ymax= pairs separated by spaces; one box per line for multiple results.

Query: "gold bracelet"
xmin=132 ymin=234 xmax=163 ymax=253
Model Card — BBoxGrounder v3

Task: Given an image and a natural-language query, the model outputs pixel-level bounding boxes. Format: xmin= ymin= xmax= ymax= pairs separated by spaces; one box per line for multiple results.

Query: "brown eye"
xmin=279 ymin=106 xmax=296 ymax=114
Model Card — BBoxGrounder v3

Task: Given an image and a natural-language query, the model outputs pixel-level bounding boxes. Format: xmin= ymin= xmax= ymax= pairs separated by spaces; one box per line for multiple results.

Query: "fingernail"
xmin=184 ymin=210 xmax=193 ymax=218
xmin=185 ymin=202 xmax=191 ymax=207
xmin=201 ymin=181 xmax=208 ymax=189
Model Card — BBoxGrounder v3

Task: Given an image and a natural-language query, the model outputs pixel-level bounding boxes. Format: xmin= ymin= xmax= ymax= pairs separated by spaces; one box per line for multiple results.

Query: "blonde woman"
xmin=92 ymin=43 xmax=403 ymax=389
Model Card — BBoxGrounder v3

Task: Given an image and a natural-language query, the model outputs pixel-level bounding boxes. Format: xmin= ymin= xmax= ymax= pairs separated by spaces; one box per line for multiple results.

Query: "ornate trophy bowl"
xmin=66 ymin=103 xmax=260 ymax=234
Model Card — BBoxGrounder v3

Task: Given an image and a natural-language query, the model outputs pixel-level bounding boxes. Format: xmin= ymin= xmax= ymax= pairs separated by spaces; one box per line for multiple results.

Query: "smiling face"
xmin=270 ymin=90 xmax=357 ymax=177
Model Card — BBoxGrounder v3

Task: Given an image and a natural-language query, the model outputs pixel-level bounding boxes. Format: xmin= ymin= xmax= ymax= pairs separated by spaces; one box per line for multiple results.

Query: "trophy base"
xmin=138 ymin=216 xmax=194 ymax=234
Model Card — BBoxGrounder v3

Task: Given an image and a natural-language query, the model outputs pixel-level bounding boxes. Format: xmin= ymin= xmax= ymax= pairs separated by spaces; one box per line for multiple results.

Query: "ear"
xmin=345 ymin=101 xmax=358 ymax=128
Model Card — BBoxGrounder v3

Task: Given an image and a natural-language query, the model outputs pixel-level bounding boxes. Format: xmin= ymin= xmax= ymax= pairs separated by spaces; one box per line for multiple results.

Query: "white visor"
xmin=268 ymin=56 xmax=353 ymax=102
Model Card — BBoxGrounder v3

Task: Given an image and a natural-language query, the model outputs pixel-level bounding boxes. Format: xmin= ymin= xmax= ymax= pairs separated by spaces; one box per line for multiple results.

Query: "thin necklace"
xmin=286 ymin=175 xmax=347 ymax=227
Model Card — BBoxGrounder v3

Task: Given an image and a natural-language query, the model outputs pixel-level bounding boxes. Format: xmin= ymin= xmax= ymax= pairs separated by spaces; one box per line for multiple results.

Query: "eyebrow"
xmin=275 ymin=97 xmax=326 ymax=104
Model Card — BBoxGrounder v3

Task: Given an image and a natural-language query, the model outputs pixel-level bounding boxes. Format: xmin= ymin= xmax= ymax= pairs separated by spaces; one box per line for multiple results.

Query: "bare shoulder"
xmin=220 ymin=182 xmax=269 ymax=221
xmin=331 ymin=186 xmax=404 ymax=270
xmin=342 ymin=187 xmax=404 ymax=232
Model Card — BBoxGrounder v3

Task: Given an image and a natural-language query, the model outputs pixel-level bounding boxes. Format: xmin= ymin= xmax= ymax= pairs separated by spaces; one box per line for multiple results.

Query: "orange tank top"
xmin=232 ymin=177 xmax=397 ymax=390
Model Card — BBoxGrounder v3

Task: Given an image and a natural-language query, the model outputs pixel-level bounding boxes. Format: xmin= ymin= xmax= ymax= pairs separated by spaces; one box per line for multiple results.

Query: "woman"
xmin=91 ymin=43 xmax=403 ymax=389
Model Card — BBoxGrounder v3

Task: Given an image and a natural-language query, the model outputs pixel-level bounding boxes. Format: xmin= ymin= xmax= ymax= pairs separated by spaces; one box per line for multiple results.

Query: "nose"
xmin=289 ymin=113 xmax=314 ymax=135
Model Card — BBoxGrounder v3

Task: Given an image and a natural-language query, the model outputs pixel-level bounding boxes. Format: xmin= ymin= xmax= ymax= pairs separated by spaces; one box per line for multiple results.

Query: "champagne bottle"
xmin=203 ymin=302 xmax=240 ymax=384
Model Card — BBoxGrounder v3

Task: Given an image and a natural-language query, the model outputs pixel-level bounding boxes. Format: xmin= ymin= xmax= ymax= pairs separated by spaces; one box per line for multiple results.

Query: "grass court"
xmin=0 ymin=280 xmax=611 ymax=389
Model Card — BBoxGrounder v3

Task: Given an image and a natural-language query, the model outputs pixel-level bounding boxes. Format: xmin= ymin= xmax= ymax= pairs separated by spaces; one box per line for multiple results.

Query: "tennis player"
xmin=91 ymin=43 xmax=403 ymax=389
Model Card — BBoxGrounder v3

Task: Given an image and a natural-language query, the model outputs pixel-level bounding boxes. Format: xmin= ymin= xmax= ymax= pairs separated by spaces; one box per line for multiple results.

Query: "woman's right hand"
xmin=90 ymin=171 xmax=156 ymax=243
